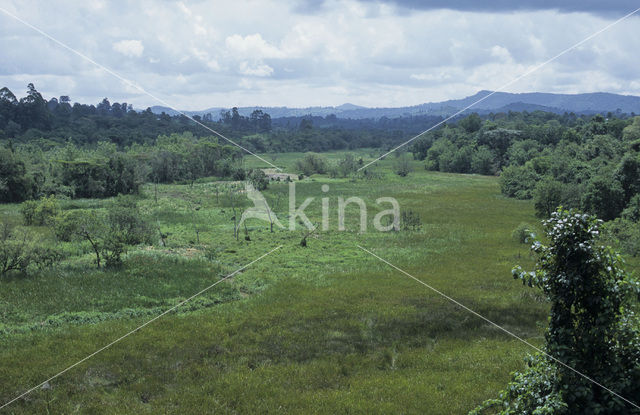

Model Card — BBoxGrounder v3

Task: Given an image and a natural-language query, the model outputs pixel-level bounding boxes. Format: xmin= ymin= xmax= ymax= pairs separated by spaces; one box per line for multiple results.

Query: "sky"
xmin=0 ymin=0 xmax=639 ymax=110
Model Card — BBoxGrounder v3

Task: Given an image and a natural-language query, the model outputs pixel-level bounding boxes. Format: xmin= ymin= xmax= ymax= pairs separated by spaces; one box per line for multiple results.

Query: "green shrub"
xmin=603 ymin=218 xmax=640 ymax=257
xmin=400 ymin=209 xmax=421 ymax=231
xmin=54 ymin=197 xmax=151 ymax=268
xmin=21 ymin=195 xmax=59 ymax=226
xmin=621 ymin=194 xmax=640 ymax=222
xmin=476 ymin=209 xmax=640 ymax=414
xmin=248 ymin=169 xmax=269 ymax=191
xmin=394 ymin=153 xmax=412 ymax=177
xmin=337 ymin=153 xmax=358 ymax=177
xmin=107 ymin=195 xmax=153 ymax=246
xmin=499 ymin=164 xmax=539 ymax=199
xmin=582 ymin=175 xmax=625 ymax=221
xmin=471 ymin=146 xmax=495 ymax=175
xmin=533 ymin=178 xmax=563 ymax=218
xmin=0 ymin=224 xmax=63 ymax=276
xmin=295 ymin=153 xmax=327 ymax=176
xmin=511 ymin=223 xmax=535 ymax=244
xmin=53 ymin=209 xmax=90 ymax=242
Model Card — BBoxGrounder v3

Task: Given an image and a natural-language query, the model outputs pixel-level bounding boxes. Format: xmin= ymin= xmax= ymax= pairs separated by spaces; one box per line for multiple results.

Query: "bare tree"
xmin=300 ymin=224 xmax=317 ymax=247
xmin=226 ymin=184 xmax=240 ymax=240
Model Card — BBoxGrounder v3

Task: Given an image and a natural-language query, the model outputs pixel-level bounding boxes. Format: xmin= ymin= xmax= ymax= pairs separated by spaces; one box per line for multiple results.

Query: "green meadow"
xmin=1 ymin=152 xmax=636 ymax=413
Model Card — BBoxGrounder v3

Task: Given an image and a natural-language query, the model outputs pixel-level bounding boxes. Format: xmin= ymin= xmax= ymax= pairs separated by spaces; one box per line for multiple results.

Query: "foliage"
xmin=0 ymin=224 xmax=62 ymax=276
xmin=582 ymin=175 xmax=625 ymax=221
xmin=21 ymin=195 xmax=59 ymax=226
xmin=621 ymin=194 xmax=640 ymax=222
xmin=106 ymin=196 xmax=153 ymax=246
xmin=511 ymin=222 xmax=535 ymax=244
xmin=533 ymin=178 xmax=563 ymax=218
xmin=248 ymin=168 xmax=269 ymax=191
xmin=406 ymin=111 xmax=639 ymax=225
xmin=622 ymin=116 xmax=640 ymax=141
xmin=394 ymin=152 xmax=413 ymax=177
xmin=471 ymin=146 xmax=496 ymax=175
xmin=295 ymin=153 xmax=328 ymax=176
xmin=500 ymin=164 xmax=539 ymax=199
xmin=0 ymin=146 xmax=34 ymax=202
xmin=336 ymin=153 xmax=359 ymax=177
xmin=476 ymin=209 xmax=640 ymax=414
xmin=57 ymin=197 xmax=151 ymax=268
xmin=53 ymin=209 xmax=90 ymax=242
xmin=604 ymin=218 xmax=640 ymax=257
xmin=400 ymin=209 xmax=422 ymax=231
xmin=615 ymin=153 xmax=640 ymax=205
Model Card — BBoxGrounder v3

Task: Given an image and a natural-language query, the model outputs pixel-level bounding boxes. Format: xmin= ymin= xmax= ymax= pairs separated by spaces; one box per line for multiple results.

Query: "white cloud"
xmin=225 ymin=33 xmax=284 ymax=59
xmin=490 ymin=45 xmax=512 ymax=62
xmin=112 ymin=40 xmax=144 ymax=58
xmin=239 ymin=61 xmax=274 ymax=77
xmin=0 ymin=0 xmax=639 ymax=109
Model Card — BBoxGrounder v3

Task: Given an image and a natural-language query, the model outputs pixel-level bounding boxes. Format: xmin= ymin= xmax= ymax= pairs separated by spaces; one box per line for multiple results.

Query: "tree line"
xmin=410 ymin=111 xmax=640 ymax=254
xmin=0 ymin=132 xmax=243 ymax=203
xmin=0 ymin=83 xmax=445 ymax=154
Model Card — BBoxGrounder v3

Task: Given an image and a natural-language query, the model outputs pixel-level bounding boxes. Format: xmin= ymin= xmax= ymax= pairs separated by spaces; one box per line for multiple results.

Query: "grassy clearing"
xmin=0 ymin=155 xmax=636 ymax=413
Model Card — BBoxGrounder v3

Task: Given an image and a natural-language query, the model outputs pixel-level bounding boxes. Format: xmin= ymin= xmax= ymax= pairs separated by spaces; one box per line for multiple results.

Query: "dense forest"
xmin=409 ymin=111 xmax=640 ymax=254
xmin=0 ymin=84 xmax=441 ymax=152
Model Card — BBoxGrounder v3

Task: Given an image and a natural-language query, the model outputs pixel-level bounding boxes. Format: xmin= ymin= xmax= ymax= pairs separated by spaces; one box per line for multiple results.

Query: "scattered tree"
xmin=394 ymin=152 xmax=412 ymax=177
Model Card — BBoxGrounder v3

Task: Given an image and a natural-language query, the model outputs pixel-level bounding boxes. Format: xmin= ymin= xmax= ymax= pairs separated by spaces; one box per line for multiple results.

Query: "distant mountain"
xmin=146 ymin=91 xmax=640 ymax=120
xmin=435 ymin=90 xmax=640 ymax=114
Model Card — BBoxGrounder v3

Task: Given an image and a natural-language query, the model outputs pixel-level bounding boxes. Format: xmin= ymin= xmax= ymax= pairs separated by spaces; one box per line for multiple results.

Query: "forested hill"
xmin=3 ymin=83 xmax=640 ymax=154
xmin=0 ymin=83 xmax=444 ymax=150
xmin=149 ymin=90 xmax=640 ymax=120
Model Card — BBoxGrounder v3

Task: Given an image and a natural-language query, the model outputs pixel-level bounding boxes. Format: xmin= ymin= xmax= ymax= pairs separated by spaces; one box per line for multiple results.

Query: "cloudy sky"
xmin=0 ymin=0 xmax=639 ymax=110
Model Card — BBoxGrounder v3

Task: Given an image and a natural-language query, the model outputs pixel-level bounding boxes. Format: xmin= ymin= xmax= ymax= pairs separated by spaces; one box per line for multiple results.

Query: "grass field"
xmin=1 ymin=152 xmax=636 ymax=413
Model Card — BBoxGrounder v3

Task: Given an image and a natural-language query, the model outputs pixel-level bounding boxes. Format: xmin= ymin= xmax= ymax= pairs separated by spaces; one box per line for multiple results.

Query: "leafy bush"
xmin=400 ymin=209 xmax=421 ymax=231
xmin=582 ymin=175 xmax=625 ymax=221
xmin=53 ymin=209 xmax=89 ymax=242
xmin=394 ymin=153 xmax=412 ymax=177
xmin=533 ymin=178 xmax=563 ymax=218
xmin=475 ymin=209 xmax=640 ymax=414
xmin=21 ymin=195 xmax=59 ymax=226
xmin=248 ymin=169 xmax=269 ymax=191
xmin=603 ymin=218 xmax=640 ymax=257
xmin=337 ymin=153 xmax=358 ymax=177
xmin=0 ymin=146 xmax=35 ymax=203
xmin=295 ymin=153 xmax=327 ymax=176
xmin=55 ymin=197 xmax=151 ymax=268
xmin=499 ymin=164 xmax=539 ymax=199
xmin=232 ymin=168 xmax=247 ymax=181
xmin=0 ymin=224 xmax=62 ymax=276
xmin=471 ymin=146 xmax=495 ymax=175
xmin=621 ymin=194 xmax=640 ymax=222
xmin=107 ymin=196 xmax=153 ymax=246
xmin=511 ymin=222 xmax=535 ymax=244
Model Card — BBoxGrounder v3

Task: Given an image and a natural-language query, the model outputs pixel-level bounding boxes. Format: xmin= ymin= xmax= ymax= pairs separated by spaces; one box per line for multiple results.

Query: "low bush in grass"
xmin=20 ymin=195 xmax=59 ymax=226
xmin=0 ymin=224 xmax=63 ymax=277
xmin=295 ymin=153 xmax=328 ymax=176
xmin=511 ymin=222 xmax=535 ymax=244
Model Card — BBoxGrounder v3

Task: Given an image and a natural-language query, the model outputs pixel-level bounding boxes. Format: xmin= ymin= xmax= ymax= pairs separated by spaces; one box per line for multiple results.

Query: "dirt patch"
xmin=262 ymin=169 xmax=298 ymax=181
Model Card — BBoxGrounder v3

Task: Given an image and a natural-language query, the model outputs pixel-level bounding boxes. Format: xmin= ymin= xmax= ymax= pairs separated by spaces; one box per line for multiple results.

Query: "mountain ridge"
xmin=147 ymin=90 xmax=640 ymax=120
